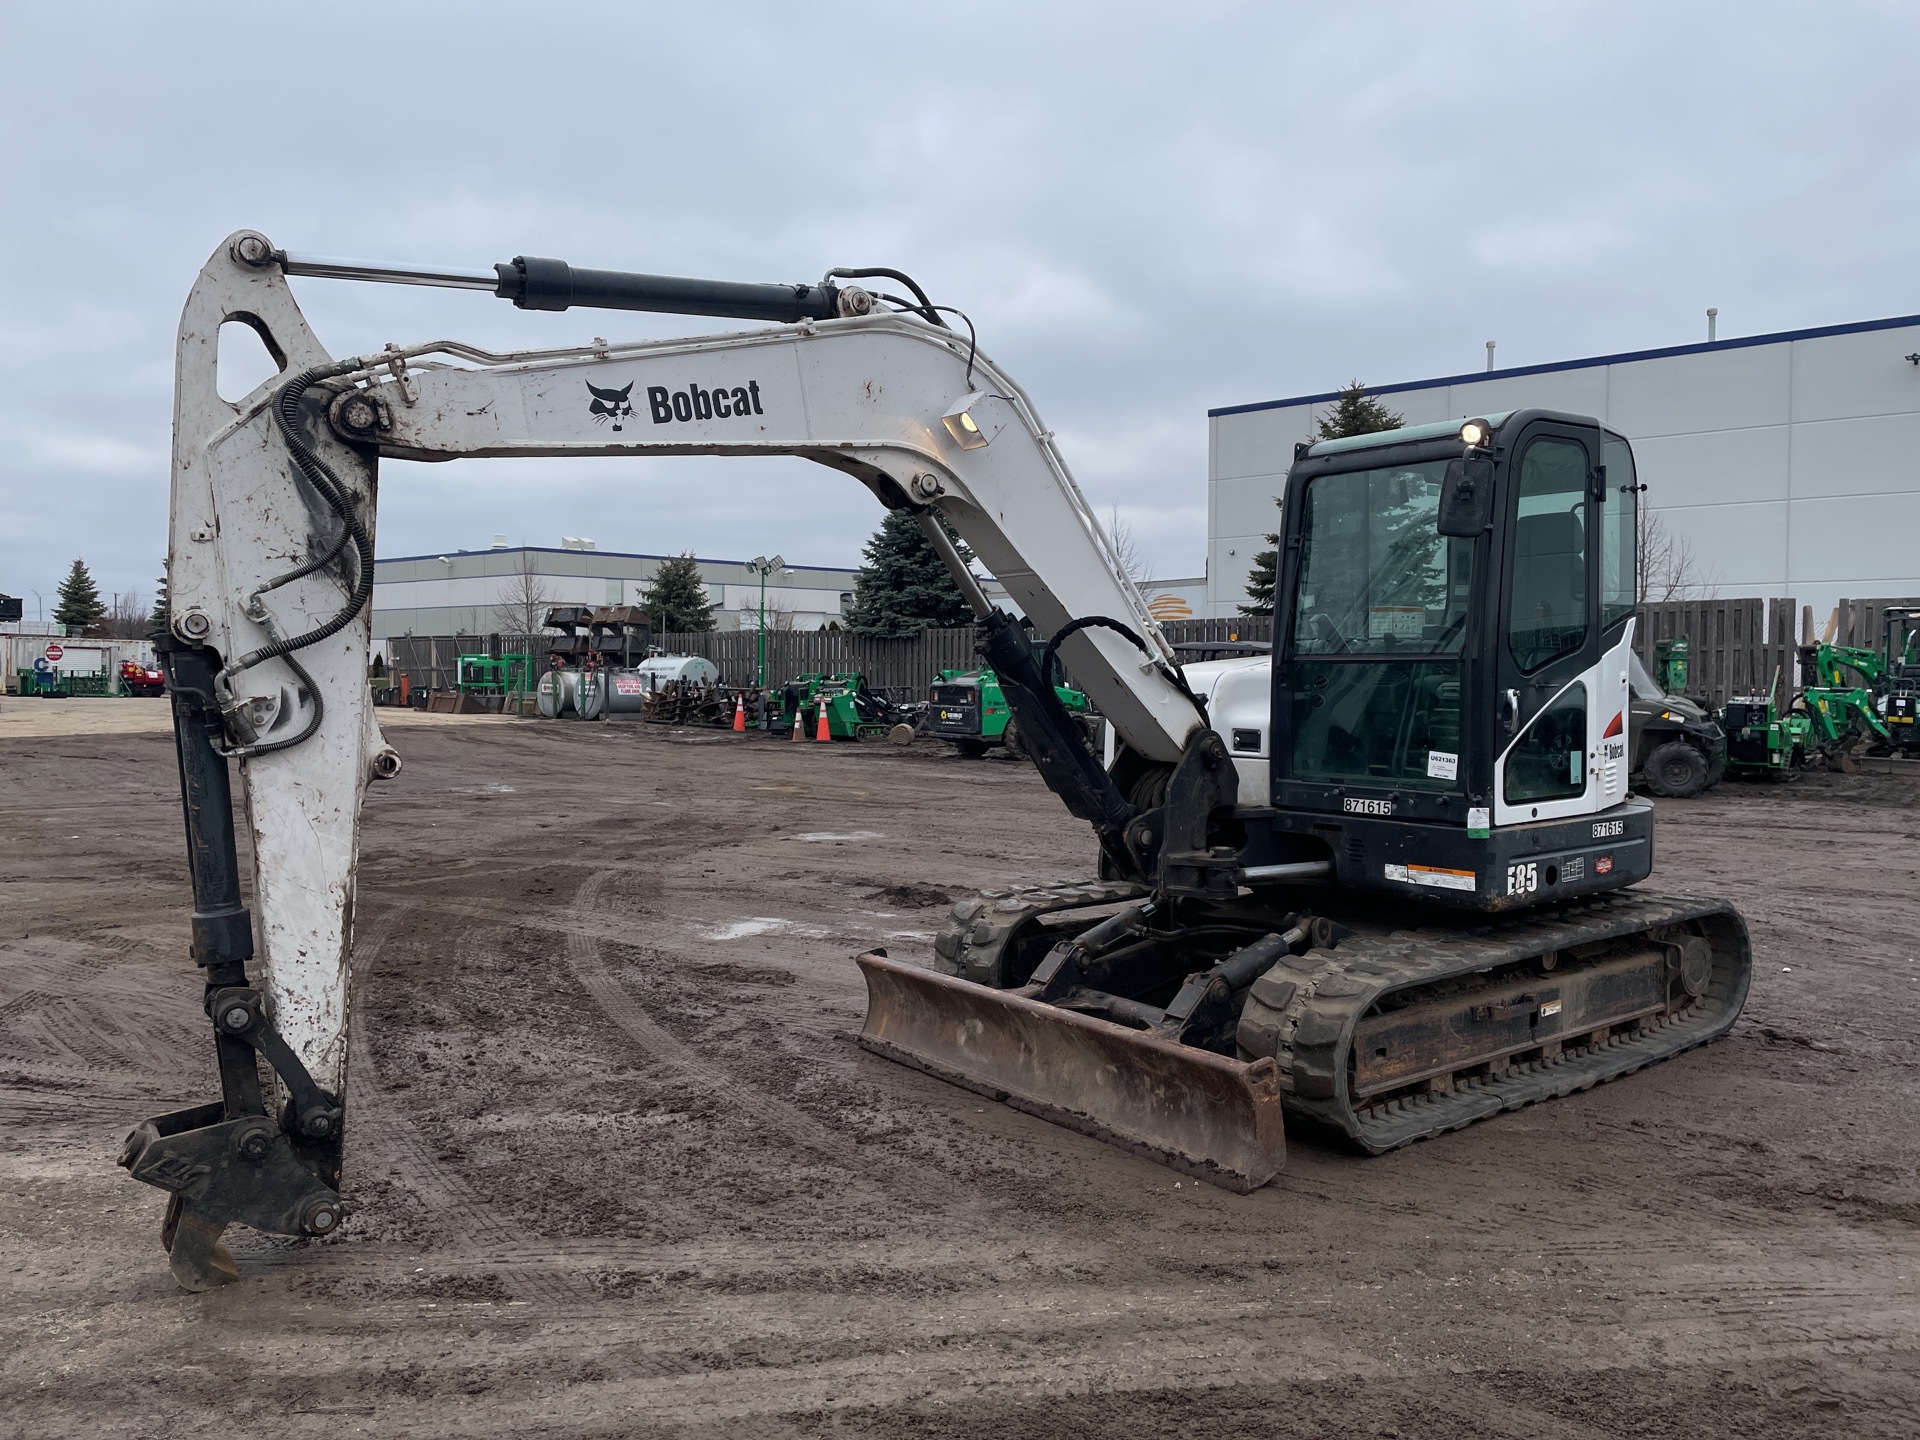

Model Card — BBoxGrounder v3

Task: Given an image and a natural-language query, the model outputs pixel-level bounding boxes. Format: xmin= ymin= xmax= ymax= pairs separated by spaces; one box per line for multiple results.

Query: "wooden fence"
xmin=385 ymin=595 xmax=1918 ymax=710
xmin=1632 ymin=599 xmax=1796 ymax=707
xmin=651 ymin=627 xmax=981 ymax=696
xmin=387 ymin=633 xmax=562 ymax=698
xmin=388 ymin=616 xmax=1284 ymax=702
xmin=1630 ymin=595 xmax=1920 ymax=704
xmin=1160 ymin=615 xmax=1275 ymax=646
xmin=1831 ymin=596 xmax=1920 ymax=653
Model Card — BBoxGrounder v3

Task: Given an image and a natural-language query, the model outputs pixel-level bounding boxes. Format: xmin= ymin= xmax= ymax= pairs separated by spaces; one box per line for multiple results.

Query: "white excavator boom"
xmin=124 ymin=232 xmax=1220 ymax=1288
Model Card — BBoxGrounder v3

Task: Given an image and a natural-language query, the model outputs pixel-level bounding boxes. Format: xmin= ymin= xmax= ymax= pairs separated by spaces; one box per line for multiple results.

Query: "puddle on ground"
xmin=701 ymin=917 xmax=831 ymax=941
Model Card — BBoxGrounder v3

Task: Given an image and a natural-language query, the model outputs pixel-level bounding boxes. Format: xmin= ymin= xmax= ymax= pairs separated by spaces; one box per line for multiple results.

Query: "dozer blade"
xmin=855 ymin=952 xmax=1284 ymax=1192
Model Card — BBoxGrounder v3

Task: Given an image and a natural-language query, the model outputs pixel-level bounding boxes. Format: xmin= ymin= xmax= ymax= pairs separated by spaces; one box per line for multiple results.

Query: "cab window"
xmin=1507 ymin=438 xmax=1589 ymax=672
xmin=1504 ymin=681 xmax=1588 ymax=804
xmin=1599 ymin=435 xmax=1637 ymax=632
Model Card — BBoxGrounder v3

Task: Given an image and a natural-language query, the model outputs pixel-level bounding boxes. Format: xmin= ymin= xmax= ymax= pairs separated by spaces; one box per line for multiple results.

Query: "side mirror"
xmin=1438 ymin=456 xmax=1495 ymax=537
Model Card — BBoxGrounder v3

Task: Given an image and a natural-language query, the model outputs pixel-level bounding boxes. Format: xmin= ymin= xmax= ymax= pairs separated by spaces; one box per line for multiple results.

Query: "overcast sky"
xmin=3 ymin=1 xmax=1916 ymax=616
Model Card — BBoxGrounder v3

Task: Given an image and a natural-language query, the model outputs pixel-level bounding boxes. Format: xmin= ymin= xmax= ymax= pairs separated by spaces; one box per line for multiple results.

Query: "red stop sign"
xmin=44 ymin=643 xmax=64 ymax=662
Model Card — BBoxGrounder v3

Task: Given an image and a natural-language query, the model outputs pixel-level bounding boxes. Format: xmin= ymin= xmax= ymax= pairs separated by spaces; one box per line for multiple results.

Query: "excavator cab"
xmin=1258 ymin=411 xmax=1648 ymax=911
xmin=864 ymin=410 xmax=1745 ymax=1188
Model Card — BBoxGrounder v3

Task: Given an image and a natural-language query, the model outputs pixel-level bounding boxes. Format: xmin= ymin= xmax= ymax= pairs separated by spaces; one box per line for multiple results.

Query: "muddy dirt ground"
xmin=3 ymin=706 xmax=1918 ymax=1437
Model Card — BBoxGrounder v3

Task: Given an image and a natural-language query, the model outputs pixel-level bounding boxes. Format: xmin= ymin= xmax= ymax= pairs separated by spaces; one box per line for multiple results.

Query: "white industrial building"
xmin=371 ymin=542 xmax=862 ymax=642
xmin=370 ymin=538 xmax=1027 ymax=643
xmin=1207 ymin=313 xmax=1920 ymax=623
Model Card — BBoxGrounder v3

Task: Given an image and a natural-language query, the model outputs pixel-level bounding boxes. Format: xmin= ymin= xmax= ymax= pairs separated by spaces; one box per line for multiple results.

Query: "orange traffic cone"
xmin=790 ymin=707 xmax=804 ymax=741
xmin=815 ymin=700 xmax=832 ymax=743
xmin=732 ymin=694 xmax=746 ymax=732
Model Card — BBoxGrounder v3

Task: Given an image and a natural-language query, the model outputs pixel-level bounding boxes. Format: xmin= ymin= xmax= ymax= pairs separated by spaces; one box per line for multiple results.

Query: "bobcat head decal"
xmin=586 ymin=381 xmax=636 ymax=431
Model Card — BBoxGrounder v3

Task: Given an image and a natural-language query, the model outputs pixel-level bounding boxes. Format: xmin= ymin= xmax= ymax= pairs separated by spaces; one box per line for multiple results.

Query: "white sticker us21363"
xmin=1426 ymin=750 xmax=1458 ymax=780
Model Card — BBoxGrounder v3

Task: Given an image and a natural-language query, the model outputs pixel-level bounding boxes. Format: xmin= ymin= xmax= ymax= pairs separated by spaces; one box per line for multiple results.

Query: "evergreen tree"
xmin=1242 ymin=382 xmax=1404 ymax=613
xmin=641 ymin=552 xmax=717 ymax=633
xmin=1239 ymin=534 xmax=1280 ymax=616
xmin=150 ymin=568 xmax=170 ymax=633
xmin=53 ymin=558 xmax=106 ymax=635
xmin=1314 ymin=381 xmax=1404 ymax=442
xmin=844 ymin=510 xmax=976 ymax=637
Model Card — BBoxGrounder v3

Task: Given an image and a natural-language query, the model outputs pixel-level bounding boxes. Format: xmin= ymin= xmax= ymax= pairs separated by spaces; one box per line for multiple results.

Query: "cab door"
xmin=1492 ymin=422 xmax=1607 ymax=826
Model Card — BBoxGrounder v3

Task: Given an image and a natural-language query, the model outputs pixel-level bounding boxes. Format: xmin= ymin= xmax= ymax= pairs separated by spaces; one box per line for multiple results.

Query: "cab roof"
xmin=1304 ymin=413 xmax=1513 ymax=458
xmin=1300 ymin=409 xmax=1629 ymax=461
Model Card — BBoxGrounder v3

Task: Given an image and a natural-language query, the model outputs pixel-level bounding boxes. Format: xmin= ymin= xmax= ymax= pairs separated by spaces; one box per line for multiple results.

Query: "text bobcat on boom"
xmin=649 ymin=381 xmax=765 ymax=424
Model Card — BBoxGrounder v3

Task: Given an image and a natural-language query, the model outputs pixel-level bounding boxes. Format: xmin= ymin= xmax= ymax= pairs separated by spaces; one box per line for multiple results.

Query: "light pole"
xmin=745 ymin=554 xmax=783 ymax=688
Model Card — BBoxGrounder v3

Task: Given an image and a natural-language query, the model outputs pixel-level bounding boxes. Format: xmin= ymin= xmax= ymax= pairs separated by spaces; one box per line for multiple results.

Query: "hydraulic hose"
xmin=1041 ymin=616 xmax=1210 ymax=724
xmin=223 ymin=361 xmax=374 ymax=679
xmin=822 ymin=267 xmax=948 ymax=328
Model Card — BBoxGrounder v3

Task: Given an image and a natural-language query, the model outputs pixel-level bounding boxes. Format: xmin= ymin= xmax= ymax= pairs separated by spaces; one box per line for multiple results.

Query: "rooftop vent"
xmin=491 ymin=534 xmax=509 ymax=549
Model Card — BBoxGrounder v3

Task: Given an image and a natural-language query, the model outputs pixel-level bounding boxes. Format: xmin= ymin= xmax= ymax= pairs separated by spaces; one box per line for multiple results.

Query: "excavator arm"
xmin=124 ymin=232 xmax=1229 ymax=1287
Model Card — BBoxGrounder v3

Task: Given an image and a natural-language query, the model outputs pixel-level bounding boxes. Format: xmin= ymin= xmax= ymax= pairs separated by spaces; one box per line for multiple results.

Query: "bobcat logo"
xmin=586 ymin=381 xmax=635 ymax=431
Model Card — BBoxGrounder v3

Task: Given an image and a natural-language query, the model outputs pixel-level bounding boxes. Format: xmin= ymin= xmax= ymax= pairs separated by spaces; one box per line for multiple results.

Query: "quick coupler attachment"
xmin=120 ymin=1104 xmax=345 ymax=1291
xmin=120 ymin=986 xmax=345 ymax=1291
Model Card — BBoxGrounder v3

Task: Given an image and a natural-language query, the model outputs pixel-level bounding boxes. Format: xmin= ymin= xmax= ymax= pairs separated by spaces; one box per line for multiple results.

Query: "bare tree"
xmin=764 ymin=596 xmax=797 ymax=633
xmin=1104 ymin=505 xmax=1152 ymax=589
xmin=99 ymin=589 xmax=150 ymax=638
xmin=1637 ymin=507 xmax=1718 ymax=605
xmin=490 ymin=551 xmax=552 ymax=634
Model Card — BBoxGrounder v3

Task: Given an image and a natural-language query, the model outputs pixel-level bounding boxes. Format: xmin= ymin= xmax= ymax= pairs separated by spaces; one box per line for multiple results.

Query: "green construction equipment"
xmin=447 ymin=652 xmax=533 ymax=715
xmin=928 ymin=666 xmax=1092 ymax=758
xmin=1653 ymin=635 xmax=1690 ymax=695
xmin=1719 ymin=668 xmax=1814 ymax=780
xmin=1799 ymin=641 xmax=1892 ymax=768
xmin=767 ymin=672 xmax=903 ymax=740
xmin=1880 ymin=607 xmax=1920 ymax=756
xmin=456 ymin=653 xmax=532 ymax=698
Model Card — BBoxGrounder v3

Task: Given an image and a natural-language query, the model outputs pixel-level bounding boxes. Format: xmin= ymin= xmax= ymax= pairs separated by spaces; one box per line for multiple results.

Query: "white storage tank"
xmin=628 ymin=654 xmax=720 ymax=688
xmin=605 ymin=654 xmax=721 ymax=714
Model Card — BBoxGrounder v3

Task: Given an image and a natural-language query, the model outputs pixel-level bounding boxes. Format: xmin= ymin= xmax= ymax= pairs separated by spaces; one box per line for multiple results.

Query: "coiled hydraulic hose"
xmin=222 ymin=360 xmax=374 ymax=680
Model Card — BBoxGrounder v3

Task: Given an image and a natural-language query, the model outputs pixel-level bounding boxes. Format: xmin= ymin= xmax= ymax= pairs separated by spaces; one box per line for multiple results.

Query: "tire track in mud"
xmin=561 ymin=869 xmax=969 ymax=1214
xmin=1424 ymin=1386 xmax=1629 ymax=1440
xmin=0 ymin=936 xmax=206 ymax=1079
xmin=159 ymin=1276 xmax=1920 ymax=1436
xmin=394 ymin=891 xmax=898 ymax=994
xmin=317 ymin=902 xmax=594 ymax=1305
xmin=278 ymin=876 xmax=983 ymax=1303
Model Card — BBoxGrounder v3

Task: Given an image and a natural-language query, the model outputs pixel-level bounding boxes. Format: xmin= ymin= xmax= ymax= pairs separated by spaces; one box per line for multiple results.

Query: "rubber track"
xmin=1236 ymin=890 xmax=1752 ymax=1153
xmin=932 ymin=881 xmax=1148 ymax=986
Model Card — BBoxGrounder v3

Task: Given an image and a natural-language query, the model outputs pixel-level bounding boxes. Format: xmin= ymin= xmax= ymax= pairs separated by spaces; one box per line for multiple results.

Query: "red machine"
xmin=120 ymin=659 xmax=166 ymax=697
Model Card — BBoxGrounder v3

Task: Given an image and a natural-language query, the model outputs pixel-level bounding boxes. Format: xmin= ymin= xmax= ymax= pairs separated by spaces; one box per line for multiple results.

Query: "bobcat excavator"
xmin=123 ymin=232 xmax=1752 ymax=1289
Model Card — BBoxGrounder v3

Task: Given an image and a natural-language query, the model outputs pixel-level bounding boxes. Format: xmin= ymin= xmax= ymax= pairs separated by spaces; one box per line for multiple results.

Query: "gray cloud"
xmin=3 ymin=1 xmax=1915 ymax=613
